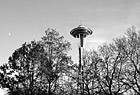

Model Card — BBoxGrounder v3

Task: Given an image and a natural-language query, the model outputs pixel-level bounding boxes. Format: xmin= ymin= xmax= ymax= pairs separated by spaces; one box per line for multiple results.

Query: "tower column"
xmin=70 ymin=25 xmax=93 ymax=95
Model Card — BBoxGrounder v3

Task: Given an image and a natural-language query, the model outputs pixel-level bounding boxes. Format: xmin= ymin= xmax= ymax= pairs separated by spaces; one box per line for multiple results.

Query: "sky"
xmin=0 ymin=0 xmax=140 ymax=94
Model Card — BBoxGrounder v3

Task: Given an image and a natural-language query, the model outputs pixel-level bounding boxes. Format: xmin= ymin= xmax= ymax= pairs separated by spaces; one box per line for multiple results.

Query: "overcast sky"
xmin=1 ymin=0 xmax=140 ymax=65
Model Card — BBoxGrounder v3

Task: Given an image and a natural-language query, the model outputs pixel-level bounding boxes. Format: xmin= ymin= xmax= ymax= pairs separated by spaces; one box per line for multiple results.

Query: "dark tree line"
xmin=0 ymin=26 xmax=140 ymax=95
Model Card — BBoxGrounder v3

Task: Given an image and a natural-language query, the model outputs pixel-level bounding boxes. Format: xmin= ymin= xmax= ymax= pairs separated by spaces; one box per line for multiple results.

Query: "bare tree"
xmin=97 ymin=40 xmax=128 ymax=95
xmin=82 ymin=50 xmax=101 ymax=95
xmin=96 ymin=26 xmax=140 ymax=95
xmin=119 ymin=26 xmax=140 ymax=95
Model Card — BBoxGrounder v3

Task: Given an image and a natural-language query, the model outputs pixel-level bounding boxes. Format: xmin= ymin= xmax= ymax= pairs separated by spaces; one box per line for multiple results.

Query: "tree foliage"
xmin=38 ymin=28 xmax=71 ymax=95
xmin=0 ymin=28 xmax=71 ymax=95
xmin=0 ymin=41 xmax=44 ymax=95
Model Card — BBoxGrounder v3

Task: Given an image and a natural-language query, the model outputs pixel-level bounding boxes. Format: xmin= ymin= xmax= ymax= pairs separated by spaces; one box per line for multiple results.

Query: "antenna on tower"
xmin=80 ymin=19 xmax=82 ymax=25
xmin=79 ymin=17 xmax=82 ymax=25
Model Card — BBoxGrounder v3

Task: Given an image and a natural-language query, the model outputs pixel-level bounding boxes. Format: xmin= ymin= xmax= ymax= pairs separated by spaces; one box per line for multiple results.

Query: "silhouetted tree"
xmin=38 ymin=28 xmax=71 ymax=95
xmin=0 ymin=28 xmax=71 ymax=95
xmin=95 ymin=26 xmax=140 ymax=95
xmin=65 ymin=62 xmax=81 ymax=95
xmin=0 ymin=41 xmax=44 ymax=95
xmin=117 ymin=26 xmax=140 ymax=95
xmin=82 ymin=50 xmax=101 ymax=95
xmin=97 ymin=42 xmax=128 ymax=95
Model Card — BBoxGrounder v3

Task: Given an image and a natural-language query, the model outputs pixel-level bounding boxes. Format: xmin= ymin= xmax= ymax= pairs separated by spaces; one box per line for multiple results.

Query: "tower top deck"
xmin=70 ymin=25 xmax=93 ymax=38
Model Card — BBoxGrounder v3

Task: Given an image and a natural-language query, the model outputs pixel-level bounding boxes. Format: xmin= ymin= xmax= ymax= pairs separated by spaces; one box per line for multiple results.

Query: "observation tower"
xmin=70 ymin=25 xmax=93 ymax=95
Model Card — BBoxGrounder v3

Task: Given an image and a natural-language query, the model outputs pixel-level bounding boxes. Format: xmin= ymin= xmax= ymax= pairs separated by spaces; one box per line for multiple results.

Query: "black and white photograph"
xmin=0 ymin=0 xmax=140 ymax=95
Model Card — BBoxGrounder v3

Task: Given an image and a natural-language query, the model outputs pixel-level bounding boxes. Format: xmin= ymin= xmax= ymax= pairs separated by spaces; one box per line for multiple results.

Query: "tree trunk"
xmin=48 ymin=82 xmax=51 ymax=95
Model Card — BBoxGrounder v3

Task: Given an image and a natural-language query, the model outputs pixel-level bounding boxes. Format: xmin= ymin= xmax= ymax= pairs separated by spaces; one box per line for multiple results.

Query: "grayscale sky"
xmin=0 ymin=0 xmax=140 ymax=66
